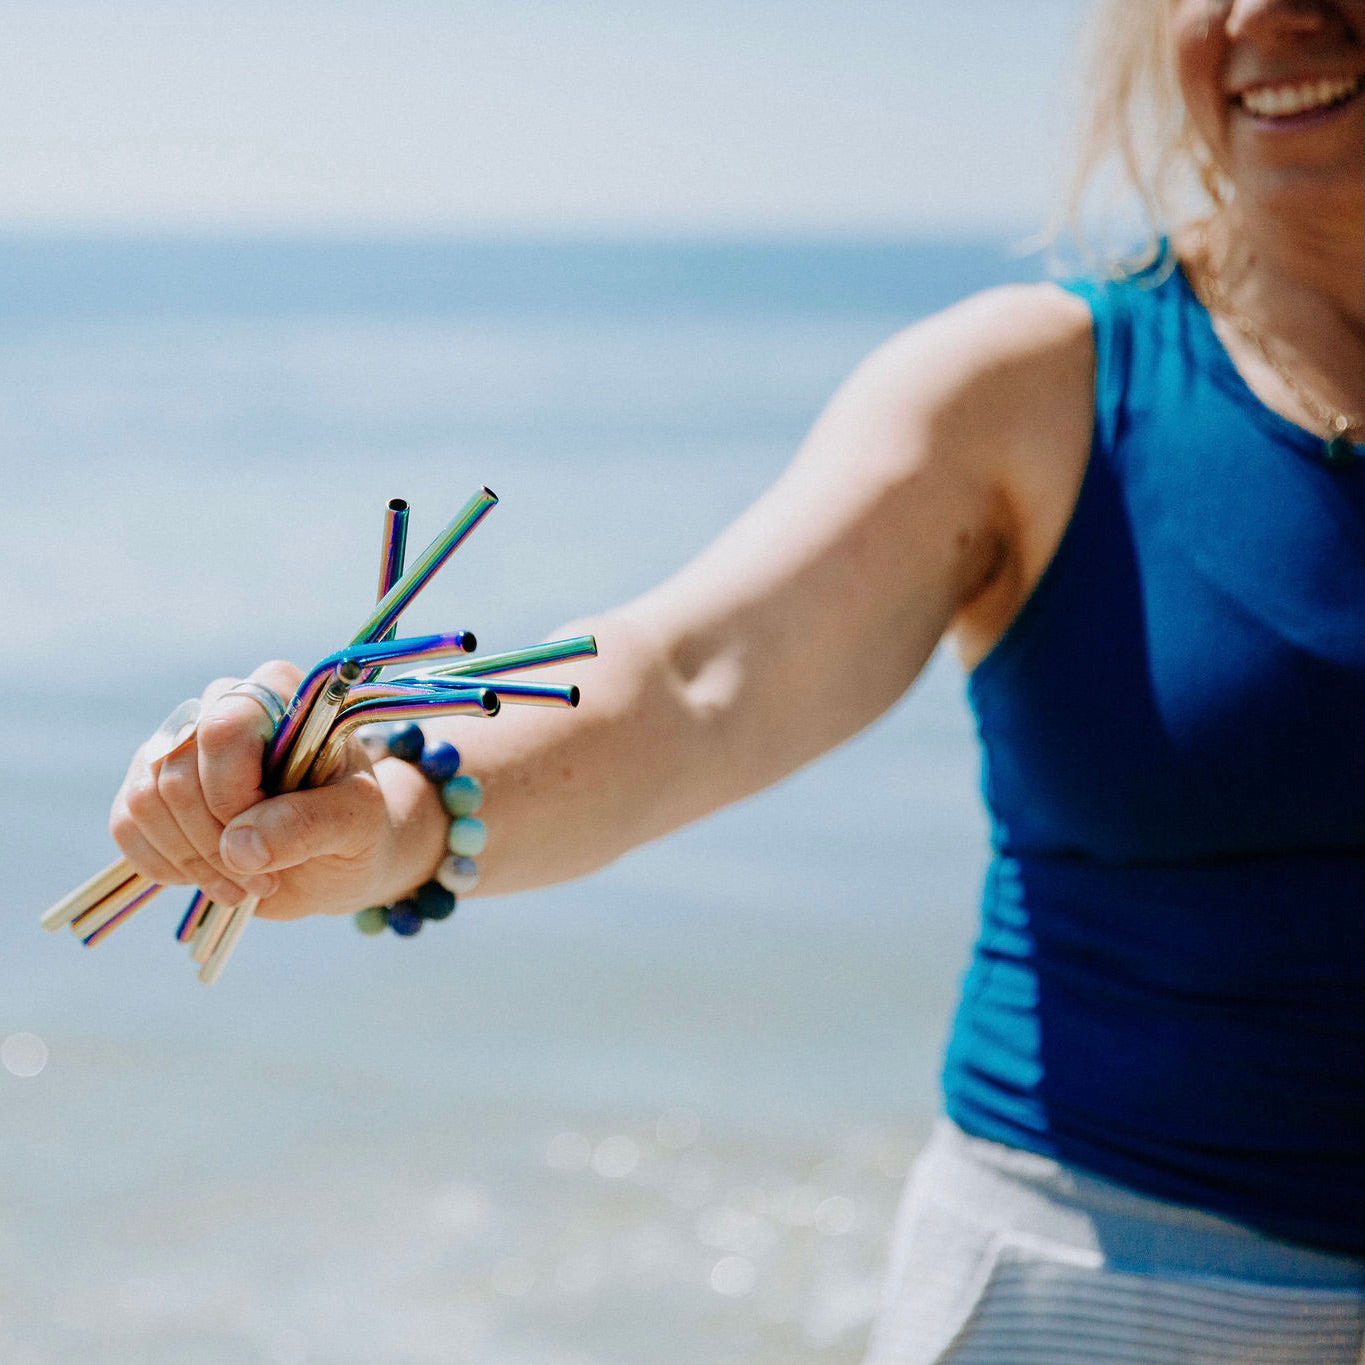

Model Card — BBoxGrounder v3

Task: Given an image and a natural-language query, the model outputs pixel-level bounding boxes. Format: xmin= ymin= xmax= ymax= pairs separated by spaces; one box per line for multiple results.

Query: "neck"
xmin=1215 ymin=198 xmax=1365 ymax=336
xmin=1183 ymin=198 xmax=1365 ymax=439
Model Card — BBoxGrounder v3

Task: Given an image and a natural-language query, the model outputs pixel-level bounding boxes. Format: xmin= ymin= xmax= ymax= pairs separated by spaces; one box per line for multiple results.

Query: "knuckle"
xmin=122 ymin=776 xmax=162 ymax=822
xmin=180 ymin=852 xmax=224 ymax=887
xmin=155 ymin=759 xmax=200 ymax=808
xmin=200 ymin=676 xmax=246 ymax=712
xmin=258 ymin=659 xmax=303 ymax=690
xmin=109 ymin=807 xmax=139 ymax=850
xmin=195 ymin=708 xmax=250 ymax=757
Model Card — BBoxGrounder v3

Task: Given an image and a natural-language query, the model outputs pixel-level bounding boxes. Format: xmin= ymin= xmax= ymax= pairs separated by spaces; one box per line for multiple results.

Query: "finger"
xmin=220 ymin=771 xmax=384 ymax=877
xmin=110 ymin=781 xmax=253 ymax=906
xmin=155 ymin=740 xmax=279 ymax=900
xmin=196 ymin=660 xmax=302 ymax=826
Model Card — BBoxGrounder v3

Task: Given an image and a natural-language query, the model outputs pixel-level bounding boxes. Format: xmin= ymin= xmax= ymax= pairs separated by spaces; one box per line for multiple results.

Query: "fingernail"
xmin=242 ymin=873 xmax=279 ymax=899
xmin=211 ymin=881 xmax=248 ymax=907
xmin=224 ymin=825 xmax=268 ymax=872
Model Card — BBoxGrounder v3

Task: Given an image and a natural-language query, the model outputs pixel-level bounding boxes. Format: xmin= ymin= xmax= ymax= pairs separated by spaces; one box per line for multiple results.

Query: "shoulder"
xmin=815 ymin=284 xmax=1094 ymax=490
xmin=868 ymin=283 xmax=1094 ymax=433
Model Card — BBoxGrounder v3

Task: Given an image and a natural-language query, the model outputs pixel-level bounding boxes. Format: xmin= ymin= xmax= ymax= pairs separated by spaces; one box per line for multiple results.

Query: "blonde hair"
xmin=1057 ymin=0 xmax=1229 ymax=272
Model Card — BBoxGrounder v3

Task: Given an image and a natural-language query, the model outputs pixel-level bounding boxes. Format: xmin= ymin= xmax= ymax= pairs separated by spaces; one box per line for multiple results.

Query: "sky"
xmin=1 ymin=0 xmax=1088 ymax=237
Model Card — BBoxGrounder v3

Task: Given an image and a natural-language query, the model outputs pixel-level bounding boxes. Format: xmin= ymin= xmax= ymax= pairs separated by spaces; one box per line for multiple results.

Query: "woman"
xmin=109 ymin=0 xmax=1364 ymax=1358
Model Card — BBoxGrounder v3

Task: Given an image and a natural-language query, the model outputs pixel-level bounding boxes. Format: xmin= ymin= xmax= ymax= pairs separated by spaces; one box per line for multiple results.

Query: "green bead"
xmin=447 ymin=816 xmax=487 ymax=857
xmin=354 ymin=906 xmax=389 ymax=936
xmin=441 ymin=774 xmax=484 ymax=818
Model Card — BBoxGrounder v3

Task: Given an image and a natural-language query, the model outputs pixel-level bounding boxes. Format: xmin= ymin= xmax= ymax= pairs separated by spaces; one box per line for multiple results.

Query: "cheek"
xmin=1170 ymin=1 xmax=1229 ymax=151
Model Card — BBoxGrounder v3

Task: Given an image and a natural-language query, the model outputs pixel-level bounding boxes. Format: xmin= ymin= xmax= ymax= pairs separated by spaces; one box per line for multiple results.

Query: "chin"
xmin=1226 ymin=123 xmax=1365 ymax=224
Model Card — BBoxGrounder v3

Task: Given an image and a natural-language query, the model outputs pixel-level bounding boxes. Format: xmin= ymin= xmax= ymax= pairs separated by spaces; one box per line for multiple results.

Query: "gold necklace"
xmin=1186 ymin=252 xmax=1364 ymax=468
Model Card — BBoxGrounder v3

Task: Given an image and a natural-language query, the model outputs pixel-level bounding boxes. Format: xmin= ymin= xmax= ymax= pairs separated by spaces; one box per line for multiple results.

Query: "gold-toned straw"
xmin=69 ymin=873 xmax=155 ymax=938
xmin=190 ymin=900 xmax=237 ymax=966
xmin=307 ymin=692 xmax=499 ymax=788
xmin=41 ymin=857 xmax=137 ymax=932
xmin=82 ymin=882 xmax=161 ymax=946
xmin=271 ymin=661 xmax=365 ymax=794
xmin=187 ymin=904 xmax=216 ymax=956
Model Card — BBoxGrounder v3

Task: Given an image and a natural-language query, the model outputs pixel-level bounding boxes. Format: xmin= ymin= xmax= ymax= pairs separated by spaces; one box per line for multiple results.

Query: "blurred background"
xmin=1 ymin=3 xmax=1083 ymax=1361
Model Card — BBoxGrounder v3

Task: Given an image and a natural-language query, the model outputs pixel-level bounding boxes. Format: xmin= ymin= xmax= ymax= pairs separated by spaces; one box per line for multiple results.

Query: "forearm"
xmin=412 ymin=609 xmax=690 ymax=897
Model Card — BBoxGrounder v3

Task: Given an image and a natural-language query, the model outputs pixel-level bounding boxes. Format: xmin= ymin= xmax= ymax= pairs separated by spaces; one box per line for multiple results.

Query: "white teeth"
xmin=1240 ymin=75 xmax=1360 ymax=118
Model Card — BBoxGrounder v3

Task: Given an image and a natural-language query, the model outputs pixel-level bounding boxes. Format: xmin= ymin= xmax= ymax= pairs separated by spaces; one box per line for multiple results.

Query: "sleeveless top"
xmin=941 ymin=254 xmax=1365 ymax=1256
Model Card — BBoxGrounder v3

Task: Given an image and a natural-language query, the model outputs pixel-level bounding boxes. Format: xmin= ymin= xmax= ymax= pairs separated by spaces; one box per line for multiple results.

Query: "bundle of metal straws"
xmin=37 ymin=487 xmax=595 ymax=985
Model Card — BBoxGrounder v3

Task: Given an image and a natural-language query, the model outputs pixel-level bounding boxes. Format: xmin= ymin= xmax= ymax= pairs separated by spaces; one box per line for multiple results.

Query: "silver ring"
xmin=223 ymin=680 xmax=289 ymax=732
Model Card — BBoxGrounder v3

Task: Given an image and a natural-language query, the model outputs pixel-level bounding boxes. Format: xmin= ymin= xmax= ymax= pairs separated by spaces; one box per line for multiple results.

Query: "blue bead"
xmin=441 ymin=773 xmax=483 ymax=818
xmin=388 ymin=900 xmax=424 ymax=936
xmin=419 ymin=740 xmax=462 ymax=784
xmin=447 ymin=817 xmax=487 ymax=857
xmin=415 ymin=880 xmax=456 ymax=921
xmin=387 ymin=722 xmax=425 ymax=763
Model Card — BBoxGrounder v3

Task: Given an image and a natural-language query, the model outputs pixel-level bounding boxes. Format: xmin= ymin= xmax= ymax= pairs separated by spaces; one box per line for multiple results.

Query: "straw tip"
xmin=480 ymin=689 xmax=500 ymax=715
xmin=457 ymin=630 xmax=477 ymax=654
xmin=566 ymin=685 xmax=581 ymax=708
xmin=387 ymin=497 xmax=409 ymax=511
xmin=481 ymin=486 xmax=498 ymax=502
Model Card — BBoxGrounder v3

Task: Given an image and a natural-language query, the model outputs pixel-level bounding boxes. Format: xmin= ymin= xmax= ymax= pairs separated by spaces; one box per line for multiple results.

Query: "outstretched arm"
xmin=111 ymin=285 xmax=1094 ymax=919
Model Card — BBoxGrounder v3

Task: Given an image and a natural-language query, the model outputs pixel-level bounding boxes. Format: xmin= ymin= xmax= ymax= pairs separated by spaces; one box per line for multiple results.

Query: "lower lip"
xmin=1238 ymin=84 xmax=1363 ymax=132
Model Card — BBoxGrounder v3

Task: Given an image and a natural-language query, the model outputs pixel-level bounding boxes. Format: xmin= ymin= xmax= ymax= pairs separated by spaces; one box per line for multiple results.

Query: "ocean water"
xmin=0 ymin=236 xmax=1039 ymax=1364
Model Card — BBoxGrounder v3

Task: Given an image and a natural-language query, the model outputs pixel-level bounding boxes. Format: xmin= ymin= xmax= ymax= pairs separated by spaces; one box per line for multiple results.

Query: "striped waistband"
xmin=864 ymin=1122 xmax=1365 ymax=1365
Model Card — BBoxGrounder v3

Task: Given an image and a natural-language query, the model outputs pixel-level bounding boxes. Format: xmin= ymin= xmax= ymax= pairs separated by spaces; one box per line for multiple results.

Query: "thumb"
xmin=220 ymin=776 xmax=382 ymax=874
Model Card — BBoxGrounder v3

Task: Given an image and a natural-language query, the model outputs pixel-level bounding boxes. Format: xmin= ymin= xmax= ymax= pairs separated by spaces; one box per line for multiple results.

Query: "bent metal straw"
xmin=38 ymin=489 xmax=596 ymax=985
xmin=39 ymin=490 xmax=497 ymax=938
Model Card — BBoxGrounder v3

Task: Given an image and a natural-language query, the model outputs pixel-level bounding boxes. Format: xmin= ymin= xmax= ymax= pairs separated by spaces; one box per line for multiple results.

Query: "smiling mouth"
xmin=1235 ymin=72 xmax=1365 ymax=118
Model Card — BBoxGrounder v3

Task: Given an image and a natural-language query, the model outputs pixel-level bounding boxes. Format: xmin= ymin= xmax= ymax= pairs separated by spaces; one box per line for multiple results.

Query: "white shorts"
xmin=865 ymin=1119 xmax=1365 ymax=1365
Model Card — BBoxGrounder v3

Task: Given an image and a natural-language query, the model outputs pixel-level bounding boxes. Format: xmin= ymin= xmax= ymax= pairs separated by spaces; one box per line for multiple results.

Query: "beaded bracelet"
xmin=353 ymin=721 xmax=486 ymax=937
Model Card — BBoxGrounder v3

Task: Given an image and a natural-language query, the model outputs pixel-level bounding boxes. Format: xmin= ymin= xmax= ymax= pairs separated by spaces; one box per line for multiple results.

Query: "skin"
xmin=1172 ymin=0 xmax=1364 ymax=425
xmin=111 ymin=0 xmax=1364 ymax=924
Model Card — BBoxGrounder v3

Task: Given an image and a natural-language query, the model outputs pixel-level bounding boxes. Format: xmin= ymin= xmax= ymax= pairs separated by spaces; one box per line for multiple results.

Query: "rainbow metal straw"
xmin=198 ymin=687 xmax=501 ymax=984
xmin=197 ymin=493 xmax=498 ymax=983
xmin=344 ymin=677 xmax=580 ymax=711
xmin=39 ymin=491 xmax=498 ymax=942
xmin=351 ymin=487 xmax=496 ymax=645
xmin=419 ymin=635 xmax=598 ymax=679
xmin=176 ymin=890 xmax=211 ymax=944
xmin=46 ymin=628 xmax=480 ymax=943
xmin=264 ymin=487 xmax=496 ymax=768
xmin=264 ymin=631 xmax=478 ymax=785
xmin=358 ymin=497 xmax=409 ymax=684
xmin=41 ymin=487 xmax=595 ymax=985
xmin=307 ymin=690 xmax=500 ymax=787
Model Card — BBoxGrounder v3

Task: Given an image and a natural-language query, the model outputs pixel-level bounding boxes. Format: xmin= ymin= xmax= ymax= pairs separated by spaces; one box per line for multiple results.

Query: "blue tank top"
xmin=942 ymin=255 xmax=1365 ymax=1256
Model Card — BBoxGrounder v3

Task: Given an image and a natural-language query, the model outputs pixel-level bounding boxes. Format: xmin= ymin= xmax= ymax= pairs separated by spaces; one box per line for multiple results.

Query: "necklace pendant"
xmin=1323 ymin=434 xmax=1358 ymax=468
